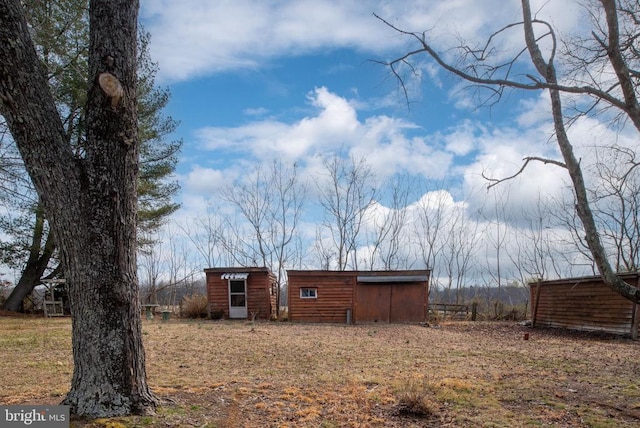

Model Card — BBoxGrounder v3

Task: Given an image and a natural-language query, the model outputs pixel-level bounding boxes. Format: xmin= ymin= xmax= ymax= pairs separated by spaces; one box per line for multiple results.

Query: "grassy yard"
xmin=0 ymin=316 xmax=639 ymax=427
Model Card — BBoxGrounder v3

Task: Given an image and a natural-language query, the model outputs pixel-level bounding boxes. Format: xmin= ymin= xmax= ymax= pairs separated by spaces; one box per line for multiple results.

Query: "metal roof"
xmin=357 ymin=275 xmax=428 ymax=283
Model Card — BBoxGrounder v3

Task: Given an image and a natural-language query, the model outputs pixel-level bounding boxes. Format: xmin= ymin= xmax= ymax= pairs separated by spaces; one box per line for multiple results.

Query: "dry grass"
xmin=1 ymin=316 xmax=640 ymax=427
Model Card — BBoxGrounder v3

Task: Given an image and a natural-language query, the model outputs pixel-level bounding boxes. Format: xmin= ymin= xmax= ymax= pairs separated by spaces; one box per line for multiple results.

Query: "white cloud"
xmin=141 ymin=0 xmax=403 ymax=82
xmin=243 ymin=107 xmax=269 ymax=117
xmin=141 ymin=0 xmax=585 ymax=83
xmin=190 ymin=87 xmax=460 ymax=183
xmin=444 ymin=119 xmax=480 ymax=156
xmin=463 ymin=131 xmax=568 ymax=218
xmin=195 ymin=87 xmax=359 ymax=160
xmin=182 ymin=166 xmax=227 ymax=194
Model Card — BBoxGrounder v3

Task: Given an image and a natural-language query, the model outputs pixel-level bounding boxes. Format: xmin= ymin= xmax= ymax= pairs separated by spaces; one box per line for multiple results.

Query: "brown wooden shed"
xmin=205 ymin=267 xmax=277 ymax=320
xmin=529 ymin=272 xmax=640 ymax=338
xmin=287 ymin=270 xmax=430 ymax=324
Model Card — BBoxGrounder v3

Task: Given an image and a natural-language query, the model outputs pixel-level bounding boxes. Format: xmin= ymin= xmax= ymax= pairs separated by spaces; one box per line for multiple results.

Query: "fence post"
xmin=471 ymin=302 xmax=478 ymax=321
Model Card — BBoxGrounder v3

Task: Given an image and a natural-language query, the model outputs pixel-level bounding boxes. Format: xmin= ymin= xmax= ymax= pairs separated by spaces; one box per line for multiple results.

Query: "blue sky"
xmin=134 ymin=0 xmax=628 ymax=281
xmin=139 ymin=0 xmax=571 ymax=209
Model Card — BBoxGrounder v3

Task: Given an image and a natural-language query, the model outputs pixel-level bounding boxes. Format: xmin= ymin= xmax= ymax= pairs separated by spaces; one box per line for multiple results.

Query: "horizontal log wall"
xmin=288 ymin=271 xmax=354 ymax=323
xmin=205 ymin=267 xmax=276 ymax=320
xmin=207 ymin=274 xmax=229 ymax=317
xmin=530 ymin=273 xmax=640 ymax=337
xmin=246 ymin=274 xmax=274 ymax=320
xmin=288 ymin=270 xmax=430 ymax=324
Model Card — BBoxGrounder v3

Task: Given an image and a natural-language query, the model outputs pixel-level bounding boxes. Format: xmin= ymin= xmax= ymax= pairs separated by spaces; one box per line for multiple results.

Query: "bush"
xmin=181 ymin=294 xmax=209 ymax=319
xmin=395 ymin=377 xmax=438 ymax=417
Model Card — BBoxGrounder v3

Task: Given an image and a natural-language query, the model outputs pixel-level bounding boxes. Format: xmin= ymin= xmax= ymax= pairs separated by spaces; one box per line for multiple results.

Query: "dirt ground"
xmin=1 ymin=316 xmax=639 ymax=427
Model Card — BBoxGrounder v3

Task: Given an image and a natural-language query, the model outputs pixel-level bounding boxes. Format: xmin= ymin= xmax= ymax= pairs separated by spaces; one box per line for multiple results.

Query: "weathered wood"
xmin=529 ymin=273 xmax=640 ymax=337
xmin=532 ymin=280 xmax=542 ymax=327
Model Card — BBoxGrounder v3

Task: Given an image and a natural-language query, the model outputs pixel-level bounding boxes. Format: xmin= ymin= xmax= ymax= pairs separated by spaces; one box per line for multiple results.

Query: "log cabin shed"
xmin=205 ymin=267 xmax=277 ymax=320
xmin=287 ymin=269 xmax=430 ymax=324
xmin=529 ymin=272 xmax=640 ymax=338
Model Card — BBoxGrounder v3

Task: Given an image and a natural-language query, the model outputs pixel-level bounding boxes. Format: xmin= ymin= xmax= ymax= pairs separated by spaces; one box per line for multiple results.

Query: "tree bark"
xmin=0 ymin=0 xmax=156 ymax=417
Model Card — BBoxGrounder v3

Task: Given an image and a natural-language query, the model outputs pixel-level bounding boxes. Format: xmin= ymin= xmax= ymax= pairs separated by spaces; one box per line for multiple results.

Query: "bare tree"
xmin=508 ymin=194 xmax=563 ymax=282
xmin=1 ymin=0 xmax=155 ymax=417
xmin=313 ymin=225 xmax=335 ymax=270
xmin=317 ymin=154 xmax=376 ymax=270
xmin=164 ymin=225 xmax=193 ymax=307
xmin=558 ymin=201 xmax=602 ymax=276
xmin=363 ymin=175 xmax=414 ymax=270
xmin=550 ymin=145 xmax=640 ymax=274
xmin=220 ymin=166 xmax=272 ymax=264
xmin=376 ymin=0 xmax=640 ymax=302
xmin=139 ymin=231 xmax=162 ymax=305
xmin=181 ymin=206 xmax=226 ymax=269
xmin=440 ymin=206 xmax=479 ymax=304
xmin=220 ymin=160 xmax=305 ymax=310
xmin=478 ymin=186 xmax=512 ymax=310
xmin=413 ymin=189 xmax=453 ymax=291
xmin=269 ymin=160 xmax=306 ymax=309
xmin=590 ymin=146 xmax=640 ymax=271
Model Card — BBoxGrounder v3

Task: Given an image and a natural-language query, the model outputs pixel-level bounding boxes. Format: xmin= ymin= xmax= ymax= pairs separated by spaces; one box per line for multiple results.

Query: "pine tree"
xmin=1 ymin=0 xmax=181 ymax=311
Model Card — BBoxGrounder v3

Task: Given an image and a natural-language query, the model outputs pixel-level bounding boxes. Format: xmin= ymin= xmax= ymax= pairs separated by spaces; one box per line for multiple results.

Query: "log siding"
xmin=530 ymin=272 xmax=640 ymax=338
xmin=205 ymin=267 xmax=277 ymax=320
xmin=288 ymin=270 xmax=430 ymax=324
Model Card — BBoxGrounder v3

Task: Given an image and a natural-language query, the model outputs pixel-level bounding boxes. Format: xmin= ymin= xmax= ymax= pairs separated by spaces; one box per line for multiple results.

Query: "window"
xmin=229 ymin=280 xmax=245 ymax=293
xmin=300 ymin=288 xmax=317 ymax=299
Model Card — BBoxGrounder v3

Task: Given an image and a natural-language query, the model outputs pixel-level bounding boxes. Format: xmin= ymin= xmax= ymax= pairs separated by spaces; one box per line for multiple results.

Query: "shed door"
xmin=228 ymin=280 xmax=248 ymax=318
xmin=356 ymin=284 xmax=391 ymax=323
xmin=390 ymin=282 xmax=425 ymax=323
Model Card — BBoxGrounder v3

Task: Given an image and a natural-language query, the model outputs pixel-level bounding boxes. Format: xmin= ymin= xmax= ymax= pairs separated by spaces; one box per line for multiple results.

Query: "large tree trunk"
xmin=0 ymin=0 xmax=156 ymax=417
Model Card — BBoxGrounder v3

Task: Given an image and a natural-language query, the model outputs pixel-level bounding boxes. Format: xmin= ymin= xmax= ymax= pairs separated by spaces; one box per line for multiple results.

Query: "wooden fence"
xmin=530 ymin=273 xmax=640 ymax=338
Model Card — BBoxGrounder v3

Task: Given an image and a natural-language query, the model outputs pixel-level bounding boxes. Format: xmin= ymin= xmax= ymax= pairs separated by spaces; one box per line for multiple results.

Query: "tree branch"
xmin=483 ymin=156 xmax=567 ymax=189
xmin=373 ymin=12 xmax=629 ymax=112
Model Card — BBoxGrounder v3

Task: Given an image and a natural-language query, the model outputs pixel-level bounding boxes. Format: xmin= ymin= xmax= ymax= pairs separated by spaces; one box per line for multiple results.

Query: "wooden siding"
xmin=205 ymin=267 xmax=276 ymax=320
xmin=288 ymin=270 xmax=430 ymax=324
xmin=356 ymin=283 xmax=391 ymax=323
xmin=388 ymin=281 xmax=427 ymax=323
xmin=530 ymin=273 xmax=640 ymax=337
xmin=287 ymin=271 xmax=355 ymax=323
xmin=354 ymin=282 xmax=427 ymax=323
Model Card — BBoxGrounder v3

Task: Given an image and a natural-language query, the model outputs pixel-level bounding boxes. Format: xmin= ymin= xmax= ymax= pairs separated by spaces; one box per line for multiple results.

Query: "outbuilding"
xmin=529 ymin=272 xmax=640 ymax=338
xmin=287 ymin=269 xmax=430 ymax=324
xmin=204 ymin=267 xmax=277 ymax=320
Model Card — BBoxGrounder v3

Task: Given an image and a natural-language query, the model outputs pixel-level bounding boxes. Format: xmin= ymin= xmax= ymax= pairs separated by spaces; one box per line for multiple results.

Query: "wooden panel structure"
xmin=288 ymin=270 xmax=430 ymax=324
xmin=388 ymin=281 xmax=427 ymax=323
xmin=287 ymin=270 xmax=355 ymax=323
xmin=356 ymin=283 xmax=391 ymax=323
xmin=529 ymin=272 xmax=640 ymax=338
xmin=205 ymin=267 xmax=277 ymax=320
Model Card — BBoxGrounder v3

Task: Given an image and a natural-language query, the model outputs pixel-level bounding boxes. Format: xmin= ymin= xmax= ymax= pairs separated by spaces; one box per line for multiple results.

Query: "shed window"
xmin=300 ymin=288 xmax=317 ymax=299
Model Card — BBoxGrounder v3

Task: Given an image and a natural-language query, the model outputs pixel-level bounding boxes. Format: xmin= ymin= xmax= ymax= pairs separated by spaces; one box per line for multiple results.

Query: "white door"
xmin=228 ymin=279 xmax=248 ymax=318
